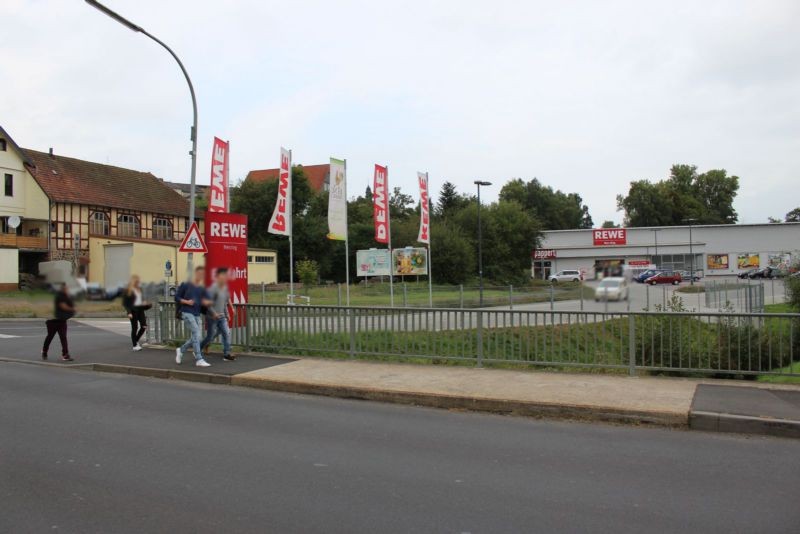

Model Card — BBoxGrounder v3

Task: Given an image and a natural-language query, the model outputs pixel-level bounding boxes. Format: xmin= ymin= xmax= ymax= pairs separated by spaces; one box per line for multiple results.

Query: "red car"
xmin=644 ymin=271 xmax=682 ymax=285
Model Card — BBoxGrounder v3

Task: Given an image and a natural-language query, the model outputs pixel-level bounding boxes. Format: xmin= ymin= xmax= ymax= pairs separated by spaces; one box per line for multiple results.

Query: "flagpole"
xmin=289 ymin=149 xmax=294 ymax=302
xmin=427 ymin=172 xmax=432 ymax=308
xmin=344 ymin=159 xmax=351 ymax=306
xmin=387 ymin=165 xmax=394 ymax=307
xmin=226 ymin=139 xmax=231 ymax=213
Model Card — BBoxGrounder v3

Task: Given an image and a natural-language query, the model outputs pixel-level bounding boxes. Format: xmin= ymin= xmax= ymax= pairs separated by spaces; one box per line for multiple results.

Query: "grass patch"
xmin=765 ymin=303 xmax=795 ymax=314
xmin=675 ymin=285 xmax=704 ymax=294
xmin=758 ymin=362 xmax=800 ymax=383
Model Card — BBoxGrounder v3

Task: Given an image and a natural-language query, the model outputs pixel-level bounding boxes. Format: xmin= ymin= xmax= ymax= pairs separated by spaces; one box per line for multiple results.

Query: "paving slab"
xmin=690 ymin=384 xmax=800 ymax=438
xmin=232 ymin=359 xmax=699 ymax=426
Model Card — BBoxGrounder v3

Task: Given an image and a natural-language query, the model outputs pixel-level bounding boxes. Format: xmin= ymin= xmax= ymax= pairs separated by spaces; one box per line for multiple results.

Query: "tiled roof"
xmin=246 ymin=163 xmax=329 ymax=192
xmin=23 ymin=148 xmax=193 ymax=217
xmin=163 ymin=180 xmax=209 ymax=195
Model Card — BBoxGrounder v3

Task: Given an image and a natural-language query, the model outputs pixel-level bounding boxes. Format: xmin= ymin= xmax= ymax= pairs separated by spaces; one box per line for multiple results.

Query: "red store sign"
xmin=205 ymin=212 xmax=248 ymax=327
xmin=593 ymin=228 xmax=627 ymax=246
xmin=531 ymin=249 xmax=557 ymax=260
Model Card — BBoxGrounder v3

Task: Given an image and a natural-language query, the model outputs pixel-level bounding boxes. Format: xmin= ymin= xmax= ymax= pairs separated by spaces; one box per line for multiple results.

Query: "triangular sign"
xmin=179 ymin=221 xmax=208 ymax=253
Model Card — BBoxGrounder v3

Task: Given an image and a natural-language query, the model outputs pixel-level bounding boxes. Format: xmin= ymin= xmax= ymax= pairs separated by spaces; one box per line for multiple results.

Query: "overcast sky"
xmin=2 ymin=0 xmax=798 ymax=224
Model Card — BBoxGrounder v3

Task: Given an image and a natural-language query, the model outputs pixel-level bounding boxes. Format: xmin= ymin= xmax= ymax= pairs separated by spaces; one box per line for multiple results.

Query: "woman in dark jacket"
xmin=122 ymin=275 xmax=150 ymax=351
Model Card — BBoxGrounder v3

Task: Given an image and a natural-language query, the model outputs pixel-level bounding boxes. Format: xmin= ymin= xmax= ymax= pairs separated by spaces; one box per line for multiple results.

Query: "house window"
xmin=63 ymin=222 xmax=71 ymax=234
xmin=4 ymin=174 xmax=12 ymax=197
xmin=153 ymin=217 xmax=173 ymax=240
xmin=250 ymin=255 xmax=274 ymax=264
xmin=117 ymin=214 xmax=140 ymax=237
xmin=0 ymin=139 xmax=6 ymax=151
xmin=89 ymin=211 xmax=110 ymax=236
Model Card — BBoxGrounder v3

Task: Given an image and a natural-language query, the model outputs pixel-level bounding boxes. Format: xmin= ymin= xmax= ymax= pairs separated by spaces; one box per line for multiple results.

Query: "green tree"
xmin=499 ymin=178 xmax=593 ymax=230
xmin=601 ymin=220 xmax=619 ymax=228
xmin=436 ymin=181 xmax=472 ymax=219
xmin=617 ymin=164 xmax=739 ymax=227
xmin=785 ymin=207 xmax=800 ymax=222
xmin=295 ymin=259 xmax=320 ymax=291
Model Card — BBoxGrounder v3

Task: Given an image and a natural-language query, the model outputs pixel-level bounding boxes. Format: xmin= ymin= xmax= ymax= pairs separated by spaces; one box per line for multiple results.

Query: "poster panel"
xmin=707 ymin=254 xmax=729 ymax=270
xmin=737 ymin=253 xmax=760 ymax=270
xmin=768 ymin=253 xmax=791 ymax=269
xmin=392 ymin=247 xmax=428 ymax=276
xmin=205 ymin=212 xmax=248 ymax=327
xmin=356 ymin=249 xmax=391 ymax=277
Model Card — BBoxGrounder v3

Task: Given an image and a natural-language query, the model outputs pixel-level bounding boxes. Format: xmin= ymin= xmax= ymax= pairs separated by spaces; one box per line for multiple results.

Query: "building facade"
xmin=533 ymin=223 xmax=800 ymax=280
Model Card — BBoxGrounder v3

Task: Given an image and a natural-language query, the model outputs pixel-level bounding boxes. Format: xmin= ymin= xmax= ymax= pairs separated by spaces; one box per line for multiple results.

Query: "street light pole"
xmin=85 ymin=0 xmax=198 ymax=280
xmin=650 ymin=229 xmax=661 ymax=268
xmin=474 ymin=181 xmax=492 ymax=307
xmin=685 ymin=218 xmax=698 ymax=286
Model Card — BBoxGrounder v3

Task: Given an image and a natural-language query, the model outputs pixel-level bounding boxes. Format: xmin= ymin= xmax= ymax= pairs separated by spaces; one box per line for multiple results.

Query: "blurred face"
xmin=194 ymin=268 xmax=205 ymax=284
xmin=216 ymin=272 xmax=228 ymax=286
xmin=132 ymin=275 xmax=140 ymax=288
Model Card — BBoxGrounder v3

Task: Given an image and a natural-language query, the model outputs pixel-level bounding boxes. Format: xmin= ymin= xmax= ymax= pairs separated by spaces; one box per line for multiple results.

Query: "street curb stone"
xmin=690 ymin=410 xmax=800 ymax=439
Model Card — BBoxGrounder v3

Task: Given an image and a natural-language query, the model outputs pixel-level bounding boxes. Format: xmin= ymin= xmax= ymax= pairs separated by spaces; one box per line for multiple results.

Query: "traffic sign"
xmin=178 ymin=221 xmax=207 ymax=253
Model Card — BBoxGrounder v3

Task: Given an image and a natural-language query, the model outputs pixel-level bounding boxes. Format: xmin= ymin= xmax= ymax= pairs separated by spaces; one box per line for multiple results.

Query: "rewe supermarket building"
xmin=532 ymin=223 xmax=800 ymax=280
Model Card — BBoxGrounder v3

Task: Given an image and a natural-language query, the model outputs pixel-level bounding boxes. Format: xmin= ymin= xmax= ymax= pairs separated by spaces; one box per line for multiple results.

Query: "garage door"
xmin=104 ymin=244 xmax=132 ymax=289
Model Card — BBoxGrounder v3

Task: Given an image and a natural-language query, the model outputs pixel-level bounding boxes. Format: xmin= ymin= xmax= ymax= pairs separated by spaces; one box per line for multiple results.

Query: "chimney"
xmin=49 ymin=147 xmax=54 ymax=158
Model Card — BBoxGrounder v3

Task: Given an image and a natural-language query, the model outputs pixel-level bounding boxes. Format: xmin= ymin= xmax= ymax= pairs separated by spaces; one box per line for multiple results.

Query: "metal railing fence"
xmin=704 ymin=280 xmax=765 ymax=312
xmin=157 ymin=302 xmax=799 ymax=378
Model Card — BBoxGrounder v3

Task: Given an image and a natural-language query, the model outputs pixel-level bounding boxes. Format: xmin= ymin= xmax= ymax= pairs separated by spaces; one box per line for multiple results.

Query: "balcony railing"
xmin=0 ymin=234 xmax=48 ymax=250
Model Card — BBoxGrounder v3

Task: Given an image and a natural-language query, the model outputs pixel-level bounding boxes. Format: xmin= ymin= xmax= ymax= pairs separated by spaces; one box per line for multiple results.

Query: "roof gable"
xmin=246 ymin=163 xmax=329 ymax=192
xmin=23 ymin=148 xmax=192 ymax=217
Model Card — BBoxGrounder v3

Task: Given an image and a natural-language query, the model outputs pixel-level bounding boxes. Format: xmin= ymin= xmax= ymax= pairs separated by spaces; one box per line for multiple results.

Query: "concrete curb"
xmin=690 ymin=410 xmax=800 ymax=439
xmin=91 ymin=363 xmax=232 ymax=385
xmin=230 ymin=375 xmax=688 ymax=428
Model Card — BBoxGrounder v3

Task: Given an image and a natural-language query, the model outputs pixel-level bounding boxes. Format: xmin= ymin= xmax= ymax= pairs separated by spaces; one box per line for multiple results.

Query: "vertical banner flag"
xmin=373 ymin=164 xmax=389 ymax=244
xmin=327 ymin=158 xmax=347 ymax=240
xmin=207 ymin=137 xmax=229 ymax=213
xmin=417 ymin=172 xmax=430 ymax=244
xmin=204 ymin=212 xmax=248 ymax=327
xmin=268 ymin=147 xmax=292 ymax=236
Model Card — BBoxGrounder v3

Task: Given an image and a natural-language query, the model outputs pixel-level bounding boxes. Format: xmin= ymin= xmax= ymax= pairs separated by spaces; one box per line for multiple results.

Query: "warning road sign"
xmin=179 ymin=221 xmax=208 ymax=253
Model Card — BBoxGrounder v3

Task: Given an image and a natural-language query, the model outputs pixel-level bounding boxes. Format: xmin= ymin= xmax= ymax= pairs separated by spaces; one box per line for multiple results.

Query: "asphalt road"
xmin=2 ymin=363 xmax=798 ymax=534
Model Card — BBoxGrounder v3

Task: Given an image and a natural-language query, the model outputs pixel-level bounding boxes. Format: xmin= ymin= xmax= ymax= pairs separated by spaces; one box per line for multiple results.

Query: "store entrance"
xmin=532 ymin=260 xmax=552 ymax=280
xmin=594 ymin=259 xmax=624 ymax=279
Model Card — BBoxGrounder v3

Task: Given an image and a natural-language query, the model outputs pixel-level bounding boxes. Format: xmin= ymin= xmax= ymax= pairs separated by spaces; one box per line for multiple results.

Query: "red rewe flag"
xmin=417 ymin=172 xmax=429 ymax=244
xmin=207 ymin=137 xmax=229 ymax=213
xmin=268 ymin=147 xmax=292 ymax=236
xmin=373 ymin=164 xmax=389 ymax=244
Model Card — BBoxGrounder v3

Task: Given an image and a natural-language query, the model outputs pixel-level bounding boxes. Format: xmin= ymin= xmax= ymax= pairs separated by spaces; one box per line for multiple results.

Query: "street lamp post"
xmin=685 ymin=218 xmax=698 ymax=286
xmin=650 ymin=229 xmax=661 ymax=268
xmin=85 ymin=0 xmax=198 ymax=280
xmin=474 ymin=181 xmax=492 ymax=307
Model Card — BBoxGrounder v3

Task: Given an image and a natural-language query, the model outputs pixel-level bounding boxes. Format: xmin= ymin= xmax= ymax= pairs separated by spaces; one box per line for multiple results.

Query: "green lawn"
xmin=764 ymin=303 xmax=795 ymax=313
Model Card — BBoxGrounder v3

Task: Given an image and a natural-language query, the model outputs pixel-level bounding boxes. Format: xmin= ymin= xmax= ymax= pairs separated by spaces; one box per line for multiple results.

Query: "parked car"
xmin=549 ymin=270 xmax=582 ymax=283
xmin=738 ymin=268 xmax=759 ymax=279
xmin=749 ymin=266 xmax=783 ymax=279
xmin=644 ymin=271 xmax=682 ymax=285
xmin=634 ymin=269 xmax=666 ymax=283
xmin=594 ymin=277 xmax=628 ymax=301
xmin=678 ymin=270 xmax=702 ymax=282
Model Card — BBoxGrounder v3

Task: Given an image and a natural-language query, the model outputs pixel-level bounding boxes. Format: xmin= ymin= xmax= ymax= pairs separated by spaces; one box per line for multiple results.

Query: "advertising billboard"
xmin=393 ymin=247 xmax=428 ymax=276
xmin=768 ymin=253 xmax=791 ymax=269
xmin=205 ymin=212 xmax=248 ymax=327
xmin=737 ymin=253 xmax=760 ymax=270
xmin=707 ymin=254 xmax=729 ymax=270
xmin=356 ymin=249 xmax=391 ymax=277
xmin=592 ymin=228 xmax=626 ymax=246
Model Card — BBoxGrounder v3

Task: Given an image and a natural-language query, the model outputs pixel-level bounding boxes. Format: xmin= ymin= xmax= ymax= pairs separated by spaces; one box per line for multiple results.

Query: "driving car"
xmin=644 ymin=271 xmax=682 ymax=285
xmin=549 ymin=270 xmax=583 ymax=283
xmin=634 ymin=269 xmax=665 ymax=283
xmin=594 ymin=277 xmax=628 ymax=301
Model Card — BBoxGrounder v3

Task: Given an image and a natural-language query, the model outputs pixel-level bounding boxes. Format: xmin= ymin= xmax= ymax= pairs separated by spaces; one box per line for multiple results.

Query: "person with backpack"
xmin=122 ymin=274 xmax=151 ymax=352
xmin=174 ymin=266 xmax=212 ymax=367
xmin=200 ymin=267 xmax=236 ymax=361
xmin=42 ymin=284 xmax=76 ymax=362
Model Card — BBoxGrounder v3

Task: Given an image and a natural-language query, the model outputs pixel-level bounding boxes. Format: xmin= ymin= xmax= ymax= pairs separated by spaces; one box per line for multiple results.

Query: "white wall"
xmin=0 ymin=248 xmax=18 ymax=285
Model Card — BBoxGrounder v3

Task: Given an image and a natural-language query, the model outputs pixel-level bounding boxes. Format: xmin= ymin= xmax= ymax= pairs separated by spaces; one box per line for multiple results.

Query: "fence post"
xmin=646 ymin=283 xmax=650 ymax=310
xmin=549 ymin=283 xmax=554 ymax=311
xmin=580 ymin=279 xmax=584 ymax=311
xmin=244 ymin=305 xmax=251 ymax=352
xmin=403 ymin=283 xmax=408 ymax=308
xmin=459 ymin=284 xmax=464 ymax=309
xmin=337 ymin=283 xmax=342 ymax=307
xmin=261 ymin=282 xmax=265 ymax=304
xmin=662 ymin=286 xmax=666 ymax=308
xmin=476 ymin=310 xmax=483 ymax=368
xmin=348 ymin=308 xmax=356 ymax=359
xmin=509 ymin=285 xmax=513 ymax=310
xmin=628 ymin=314 xmax=636 ymax=376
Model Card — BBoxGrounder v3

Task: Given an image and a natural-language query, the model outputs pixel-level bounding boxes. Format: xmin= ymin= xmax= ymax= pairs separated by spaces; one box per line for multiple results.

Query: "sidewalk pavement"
xmin=1 ymin=319 xmax=798 ymax=438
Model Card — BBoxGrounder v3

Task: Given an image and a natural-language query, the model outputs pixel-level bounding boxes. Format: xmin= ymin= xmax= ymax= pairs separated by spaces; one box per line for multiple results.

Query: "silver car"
xmin=549 ymin=270 xmax=583 ymax=283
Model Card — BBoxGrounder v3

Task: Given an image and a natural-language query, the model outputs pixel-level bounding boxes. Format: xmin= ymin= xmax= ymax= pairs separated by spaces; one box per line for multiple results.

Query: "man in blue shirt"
xmin=174 ymin=266 xmax=212 ymax=367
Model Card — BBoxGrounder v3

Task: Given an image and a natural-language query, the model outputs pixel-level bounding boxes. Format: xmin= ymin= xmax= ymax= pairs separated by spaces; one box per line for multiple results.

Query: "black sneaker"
xmin=41 ymin=352 xmax=48 ymax=360
xmin=222 ymin=354 xmax=237 ymax=362
xmin=61 ymin=355 xmax=74 ymax=362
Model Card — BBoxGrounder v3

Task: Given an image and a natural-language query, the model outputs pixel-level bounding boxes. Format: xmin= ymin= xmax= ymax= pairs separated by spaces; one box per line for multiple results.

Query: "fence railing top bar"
xmin=158 ymin=300 xmax=799 ymax=319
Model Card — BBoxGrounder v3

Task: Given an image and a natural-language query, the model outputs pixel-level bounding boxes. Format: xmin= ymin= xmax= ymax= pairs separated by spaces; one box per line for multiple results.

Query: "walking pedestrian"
xmin=122 ymin=275 xmax=151 ymax=351
xmin=42 ymin=284 xmax=76 ymax=362
xmin=174 ymin=266 xmax=212 ymax=367
xmin=201 ymin=267 xmax=236 ymax=361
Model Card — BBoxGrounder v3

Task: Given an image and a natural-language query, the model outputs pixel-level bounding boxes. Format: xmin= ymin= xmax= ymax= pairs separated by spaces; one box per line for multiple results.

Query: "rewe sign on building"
xmin=593 ymin=228 xmax=627 ymax=246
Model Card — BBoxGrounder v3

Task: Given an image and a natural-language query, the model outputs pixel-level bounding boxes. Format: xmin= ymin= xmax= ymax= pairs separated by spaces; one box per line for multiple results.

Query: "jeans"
xmin=129 ymin=308 xmax=147 ymax=347
xmin=43 ymin=319 xmax=69 ymax=356
xmin=201 ymin=316 xmax=232 ymax=355
xmin=180 ymin=312 xmax=203 ymax=360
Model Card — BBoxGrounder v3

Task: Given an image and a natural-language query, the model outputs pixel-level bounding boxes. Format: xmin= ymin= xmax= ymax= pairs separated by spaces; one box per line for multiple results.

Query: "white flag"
xmin=327 ymin=157 xmax=347 ymax=240
xmin=268 ymin=147 xmax=292 ymax=236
